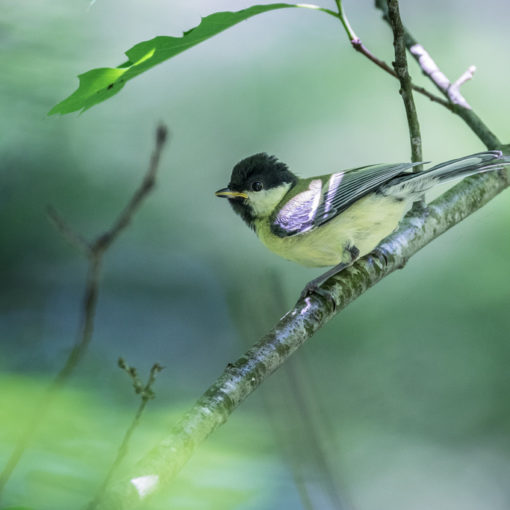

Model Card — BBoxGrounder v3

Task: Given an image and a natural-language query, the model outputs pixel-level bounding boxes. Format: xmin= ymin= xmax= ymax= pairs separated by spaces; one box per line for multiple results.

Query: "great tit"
xmin=216 ymin=151 xmax=509 ymax=297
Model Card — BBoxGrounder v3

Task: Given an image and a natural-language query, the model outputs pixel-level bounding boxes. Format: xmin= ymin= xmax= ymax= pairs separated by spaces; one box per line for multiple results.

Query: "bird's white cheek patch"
xmin=247 ymin=183 xmax=292 ymax=218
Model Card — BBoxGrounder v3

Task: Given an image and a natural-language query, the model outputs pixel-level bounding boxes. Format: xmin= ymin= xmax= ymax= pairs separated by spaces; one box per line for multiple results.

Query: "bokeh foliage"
xmin=1 ymin=1 xmax=510 ymax=509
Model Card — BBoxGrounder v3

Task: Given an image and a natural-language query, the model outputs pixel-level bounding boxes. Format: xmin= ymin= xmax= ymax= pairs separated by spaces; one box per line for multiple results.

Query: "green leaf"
xmin=49 ymin=3 xmax=334 ymax=115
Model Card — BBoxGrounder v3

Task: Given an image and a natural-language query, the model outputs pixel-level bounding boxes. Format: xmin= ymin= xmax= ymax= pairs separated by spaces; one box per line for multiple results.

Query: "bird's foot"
xmin=298 ymin=281 xmax=336 ymax=310
xmin=297 ymin=261 xmax=352 ymax=310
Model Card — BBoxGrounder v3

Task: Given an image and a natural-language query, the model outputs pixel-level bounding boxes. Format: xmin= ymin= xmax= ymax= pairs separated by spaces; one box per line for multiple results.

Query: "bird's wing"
xmin=271 ymin=163 xmax=419 ymax=237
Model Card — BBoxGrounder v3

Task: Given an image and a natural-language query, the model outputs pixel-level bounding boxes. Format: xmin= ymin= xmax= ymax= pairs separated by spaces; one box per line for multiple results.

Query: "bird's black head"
xmin=216 ymin=153 xmax=297 ymax=229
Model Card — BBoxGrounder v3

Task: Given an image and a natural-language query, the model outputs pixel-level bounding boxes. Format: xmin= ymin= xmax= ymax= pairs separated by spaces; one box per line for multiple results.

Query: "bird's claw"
xmin=298 ymin=283 xmax=336 ymax=310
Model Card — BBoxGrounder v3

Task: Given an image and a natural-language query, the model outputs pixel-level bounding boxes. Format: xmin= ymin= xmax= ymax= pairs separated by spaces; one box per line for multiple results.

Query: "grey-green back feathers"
xmin=272 ymin=162 xmax=421 ymax=236
xmin=273 ymin=150 xmax=510 ymax=237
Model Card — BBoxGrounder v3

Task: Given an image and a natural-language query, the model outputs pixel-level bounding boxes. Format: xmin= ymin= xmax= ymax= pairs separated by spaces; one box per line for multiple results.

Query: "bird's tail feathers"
xmin=383 ymin=150 xmax=510 ymax=199
xmin=426 ymin=150 xmax=509 ymax=183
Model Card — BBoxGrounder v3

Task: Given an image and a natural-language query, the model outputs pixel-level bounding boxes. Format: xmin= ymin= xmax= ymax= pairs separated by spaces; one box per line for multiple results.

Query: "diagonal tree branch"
xmin=93 ymin=125 xmax=168 ymax=253
xmin=94 ymin=164 xmax=509 ymax=508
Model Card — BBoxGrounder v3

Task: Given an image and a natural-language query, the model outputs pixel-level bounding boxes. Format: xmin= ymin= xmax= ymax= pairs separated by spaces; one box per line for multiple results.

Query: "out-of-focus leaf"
xmin=3 ymin=507 xmax=35 ymax=510
xmin=49 ymin=3 xmax=332 ymax=115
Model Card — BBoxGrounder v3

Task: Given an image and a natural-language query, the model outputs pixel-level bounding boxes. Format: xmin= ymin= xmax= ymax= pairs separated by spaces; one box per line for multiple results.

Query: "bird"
xmin=215 ymin=150 xmax=509 ymax=299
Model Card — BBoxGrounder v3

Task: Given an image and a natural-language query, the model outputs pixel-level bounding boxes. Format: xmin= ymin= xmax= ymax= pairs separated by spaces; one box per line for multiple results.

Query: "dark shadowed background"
xmin=1 ymin=1 xmax=510 ymax=509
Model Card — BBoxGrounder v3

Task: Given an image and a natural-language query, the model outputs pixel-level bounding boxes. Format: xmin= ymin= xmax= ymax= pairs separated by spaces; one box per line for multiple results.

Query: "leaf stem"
xmin=334 ymin=0 xmax=358 ymax=40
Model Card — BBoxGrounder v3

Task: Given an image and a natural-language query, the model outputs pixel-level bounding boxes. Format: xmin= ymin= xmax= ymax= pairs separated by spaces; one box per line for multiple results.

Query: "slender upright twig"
xmin=385 ymin=0 xmax=423 ymax=171
xmin=0 ymin=125 xmax=169 ymax=493
xmin=332 ymin=0 xmax=501 ymax=149
xmin=374 ymin=0 xmax=501 ymax=149
xmin=87 ymin=360 xmax=164 ymax=510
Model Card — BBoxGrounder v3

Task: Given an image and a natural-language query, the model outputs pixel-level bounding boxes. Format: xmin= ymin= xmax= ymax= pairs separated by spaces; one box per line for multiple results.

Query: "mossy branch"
xmin=95 ymin=164 xmax=509 ymax=508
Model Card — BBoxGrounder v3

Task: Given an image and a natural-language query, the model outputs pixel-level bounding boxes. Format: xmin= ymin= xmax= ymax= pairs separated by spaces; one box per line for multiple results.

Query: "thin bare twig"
xmin=332 ymin=0 xmax=451 ymax=110
xmin=94 ymin=125 xmax=168 ymax=252
xmin=333 ymin=0 xmax=501 ymax=149
xmin=0 ymin=124 xmax=169 ymax=494
xmin=386 ymin=0 xmax=423 ymax=171
xmin=87 ymin=360 xmax=164 ymax=510
xmin=374 ymin=0 xmax=501 ymax=149
xmin=350 ymin=39 xmax=451 ymax=109
xmin=408 ymin=44 xmax=473 ymax=109
xmin=46 ymin=205 xmax=91 ymax=255
xmin=449 ymin=64 xmax=476 ymax=103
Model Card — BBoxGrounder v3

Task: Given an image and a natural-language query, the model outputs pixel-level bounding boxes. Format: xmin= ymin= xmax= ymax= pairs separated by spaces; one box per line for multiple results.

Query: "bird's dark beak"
xmin=215 ymin=188 xmax=248 ymax=199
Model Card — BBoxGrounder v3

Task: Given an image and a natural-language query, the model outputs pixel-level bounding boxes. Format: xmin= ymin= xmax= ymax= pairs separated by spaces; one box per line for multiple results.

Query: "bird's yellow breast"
xmin=255 ymin=193 xmax=409 ymax=267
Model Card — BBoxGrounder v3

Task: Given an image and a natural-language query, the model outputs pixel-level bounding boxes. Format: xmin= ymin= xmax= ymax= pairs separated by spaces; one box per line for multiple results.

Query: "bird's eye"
xmin=251 ymin=181 xmax=263 ymax=192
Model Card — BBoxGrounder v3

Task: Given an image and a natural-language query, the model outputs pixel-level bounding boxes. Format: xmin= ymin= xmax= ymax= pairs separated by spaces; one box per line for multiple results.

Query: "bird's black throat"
xmin=228 ymin=198 xmax=257 ymax=230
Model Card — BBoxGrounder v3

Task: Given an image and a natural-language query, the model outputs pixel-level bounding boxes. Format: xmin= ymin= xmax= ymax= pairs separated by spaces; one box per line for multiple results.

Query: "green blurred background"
xmin=1 ymin=1 xmax=510 ymax=509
